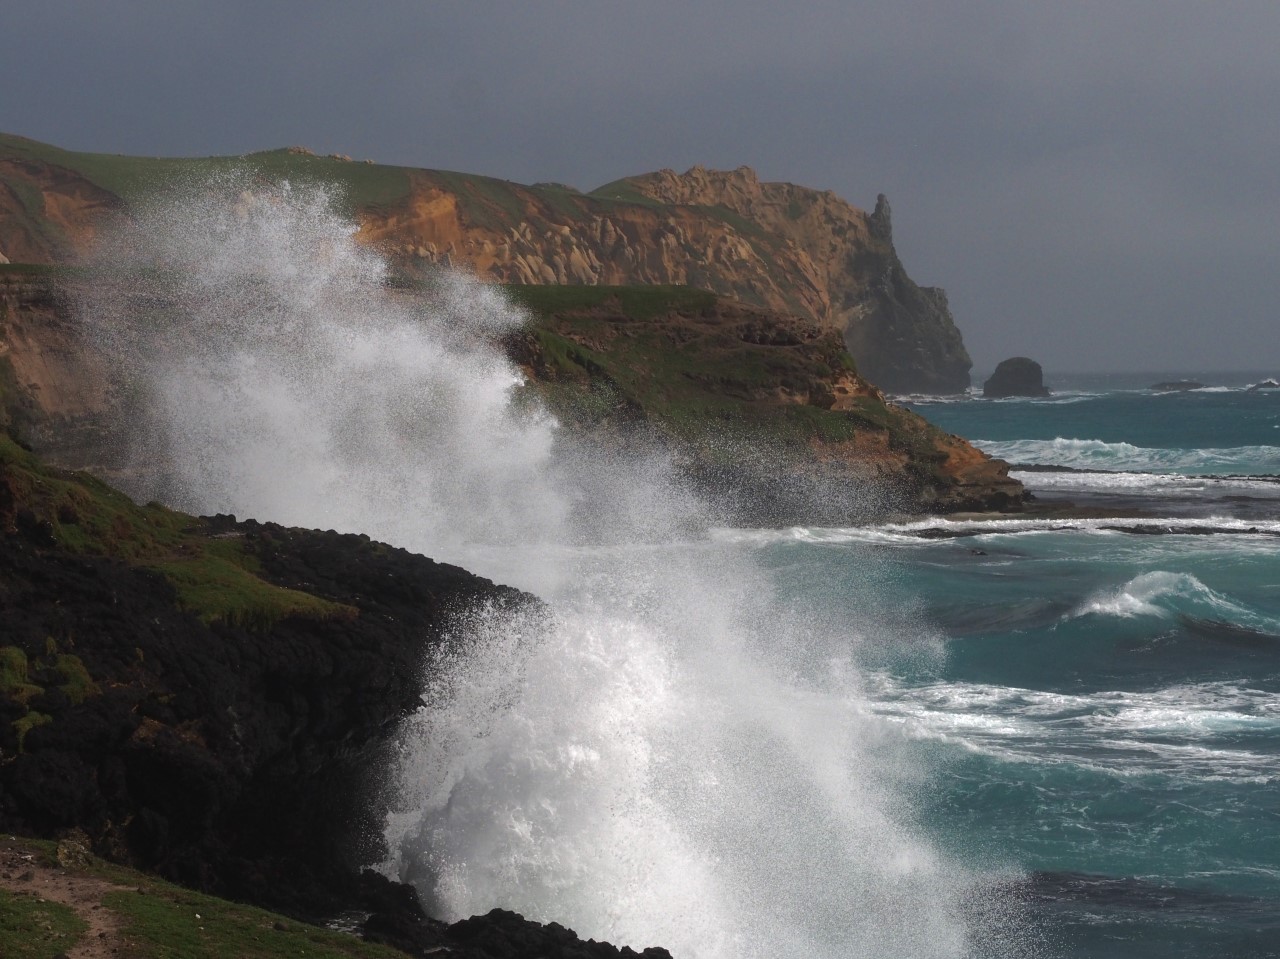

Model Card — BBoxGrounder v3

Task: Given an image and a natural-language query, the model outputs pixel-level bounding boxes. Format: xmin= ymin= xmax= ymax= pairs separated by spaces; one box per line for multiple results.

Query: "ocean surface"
xmin=88 ymin=182 xmax=1279 ymax=959
xmin=851 ymin=372 xmax=1280 ymax=957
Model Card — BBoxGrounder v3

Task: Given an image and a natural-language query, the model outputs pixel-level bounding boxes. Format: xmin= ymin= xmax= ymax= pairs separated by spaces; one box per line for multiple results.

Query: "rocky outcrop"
xmin=599 ymin=173 xmax=972 ymax=394
xmin=0 ymin=442 xmax=522 ymax=907
xmin=0 ymin=438 xmax=683 ymax=958
xmin=983 ymin=357 xmax=1050 ymax=398
xmin=1150 ymin=380 xmax=1205 ymax=392
xmin=509 ymin=286 xmax=1023 ymax=518
xmin=0 ymin=133 xmax=972 ymax=393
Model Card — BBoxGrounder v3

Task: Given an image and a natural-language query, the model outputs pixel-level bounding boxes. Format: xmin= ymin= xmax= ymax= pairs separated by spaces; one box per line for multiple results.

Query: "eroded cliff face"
xmin=0 ymin=157 xmax=118 ymax=264
xmin=0 ymin=276 xmax=113 ymax=468
xmin=359 ymin=166 xmax=972 ymax=393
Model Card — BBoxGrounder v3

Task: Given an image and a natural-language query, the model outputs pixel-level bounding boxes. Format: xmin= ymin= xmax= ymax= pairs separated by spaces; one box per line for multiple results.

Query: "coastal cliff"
xmin=0 ymin=268 xmax=1022 ymax=518
xmin=0 ymin=132 xmax=972 ymax=393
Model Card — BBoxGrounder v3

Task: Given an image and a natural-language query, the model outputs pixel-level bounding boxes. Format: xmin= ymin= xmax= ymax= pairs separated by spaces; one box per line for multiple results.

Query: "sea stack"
xmin=983 ymin=357 xmax=1050 ymax=398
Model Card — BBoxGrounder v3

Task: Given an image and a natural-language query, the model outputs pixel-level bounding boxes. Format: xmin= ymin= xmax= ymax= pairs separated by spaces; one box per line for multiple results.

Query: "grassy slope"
xmin=0 ymin=838 xmax=406 ymax=959
xmin=0 ymin=432 xmax=353 ymax=628
xmin=0 ymin=133 xmax=411 ymax=212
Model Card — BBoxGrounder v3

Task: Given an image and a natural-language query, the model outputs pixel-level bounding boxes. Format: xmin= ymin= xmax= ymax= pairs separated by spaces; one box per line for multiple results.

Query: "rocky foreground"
xmin=0 ymin=433 xmax=672 ymax=958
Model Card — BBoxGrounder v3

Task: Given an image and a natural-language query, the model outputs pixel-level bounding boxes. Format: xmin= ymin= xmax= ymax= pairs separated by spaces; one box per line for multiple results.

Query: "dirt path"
xmin=0 ymin=837 xmax=136 ymax=959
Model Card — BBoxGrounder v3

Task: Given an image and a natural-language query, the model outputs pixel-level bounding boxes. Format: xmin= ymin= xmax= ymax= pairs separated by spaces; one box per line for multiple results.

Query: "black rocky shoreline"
xmin=0 ymin=451 xmax=671 ymax=958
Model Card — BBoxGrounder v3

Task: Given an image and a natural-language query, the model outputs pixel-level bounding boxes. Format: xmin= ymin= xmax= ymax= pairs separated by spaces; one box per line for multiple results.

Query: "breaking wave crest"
xmin=1070 ymin=571 xmax=1273 ymax=628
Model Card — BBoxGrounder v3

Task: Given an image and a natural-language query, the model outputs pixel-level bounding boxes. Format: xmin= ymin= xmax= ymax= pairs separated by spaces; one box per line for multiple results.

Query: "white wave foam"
xmin=975 ymin=437 xmax=1280 ymax=474
xmin=866 ymin=676 xmax=1280 ymax=783
xmin=1010 ymin=470 xmax=1280 ymax=499
xmin=713 ymin=516 xmax=1280 ymax=550
xmin=1071 ymin=570 xmax=1262 ymax=623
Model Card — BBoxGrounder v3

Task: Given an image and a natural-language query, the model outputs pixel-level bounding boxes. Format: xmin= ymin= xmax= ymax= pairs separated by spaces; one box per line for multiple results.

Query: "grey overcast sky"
xmin=4 ymin=1 xmax=1278 ymax=373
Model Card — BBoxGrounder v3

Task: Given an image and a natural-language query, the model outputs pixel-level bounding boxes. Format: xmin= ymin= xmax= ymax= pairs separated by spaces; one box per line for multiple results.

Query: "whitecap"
xmin=975 ymin=437 xmax=1280 ymax=474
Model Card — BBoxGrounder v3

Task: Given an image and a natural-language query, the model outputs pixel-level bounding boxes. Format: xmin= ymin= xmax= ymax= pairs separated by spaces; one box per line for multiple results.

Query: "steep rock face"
xmin=0 ymin=275 xmax=113 ymax=467
xmin=0 ymin=156 xmax=119 ymax=264
xmin=0 ymin=134 xmax=972 ymax=393
xmin=608 ymin=171 xmax=972 ymax=393
xmin=360 ymin=167 xmax=972 ymax=393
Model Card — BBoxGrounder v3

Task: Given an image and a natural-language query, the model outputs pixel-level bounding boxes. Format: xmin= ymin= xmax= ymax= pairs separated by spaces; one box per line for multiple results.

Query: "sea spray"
xmin=75 ymin=173 xmax=1020 ymax=958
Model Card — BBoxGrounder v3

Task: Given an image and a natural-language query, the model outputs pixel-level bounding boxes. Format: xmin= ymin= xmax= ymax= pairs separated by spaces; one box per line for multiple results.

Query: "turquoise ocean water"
xmin=767 ymin=372 xmax=1280 ymax=956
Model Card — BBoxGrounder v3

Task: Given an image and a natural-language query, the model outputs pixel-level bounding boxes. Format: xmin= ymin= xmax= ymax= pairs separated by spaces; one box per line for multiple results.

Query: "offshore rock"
xmin=1150 ymin=380 xmax=1205 ymax=392
xmin=984 ymin=357 xmax=1050 ymax=398
xmin=0 ymin=133 xmax=972 ymax=394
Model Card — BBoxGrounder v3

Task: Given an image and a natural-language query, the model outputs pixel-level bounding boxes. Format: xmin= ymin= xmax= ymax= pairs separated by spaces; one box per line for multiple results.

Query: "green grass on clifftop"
xmin=0 ymin=434 xmax=354 ymax=628
xmin=0 ymin=838 xmax=407 ymax=959
xmin=0 ymin=133 xmax=411 ymax=211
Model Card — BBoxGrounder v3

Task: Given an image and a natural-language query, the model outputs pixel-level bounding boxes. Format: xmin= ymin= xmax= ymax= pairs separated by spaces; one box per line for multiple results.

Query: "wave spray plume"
xmin=77 ymin=173 xmax=1023 ymax=959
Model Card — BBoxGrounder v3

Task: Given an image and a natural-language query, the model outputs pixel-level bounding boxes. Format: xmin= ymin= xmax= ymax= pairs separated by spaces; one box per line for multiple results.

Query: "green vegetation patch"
xmin=154 ymin=549 xmax=354 ymax=629
xmin=0 ymin=838 xmax=406 ymax=959
xmin=0 ymin=133 xmax=411 ymax=213
xmin=102 ymin=885 xmax=405 ymax=959
xmin=0 ymin=434 xmax=354 ymax=628
xmin=52 ymin=653 xmax=100 ymax=705
xmin=0 ymin=647 xmax=42 ymax=705
xmin=0 ymin=889 xmax=88 ymax=959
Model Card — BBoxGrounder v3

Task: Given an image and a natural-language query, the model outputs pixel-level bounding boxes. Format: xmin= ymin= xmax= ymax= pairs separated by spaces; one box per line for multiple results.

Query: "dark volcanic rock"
xmin=0 ymin=442 xmax=540 ymax=927
xmin=1248 ymin=378 xmax=1279 ymax=391
xmin=0 ymin=512 xmax=530 ymax=920
xmin=369 ymin=907 xmax=673 ymax=959
xmin=0 ymin=443 xmax=688 ymax=957
xmin=1150 ymin=380 xmax=1205 ymax=392
xmin=983 ymin=357 xmax=1050 ymax=399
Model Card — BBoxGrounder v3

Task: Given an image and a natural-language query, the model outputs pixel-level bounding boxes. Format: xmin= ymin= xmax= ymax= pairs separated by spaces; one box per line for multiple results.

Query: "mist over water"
xmin=77 ymin=175 xmax=1022 ymax=958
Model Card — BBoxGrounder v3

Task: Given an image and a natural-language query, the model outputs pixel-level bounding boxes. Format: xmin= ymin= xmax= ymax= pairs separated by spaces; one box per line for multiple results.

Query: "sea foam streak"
xmin=867 ymin=676 xmax=1280 ymax=783
xmin=77 ymin=175 xmax=1012 ymax=959
xmin=974 ymin=437 xmax=1280 ymax=474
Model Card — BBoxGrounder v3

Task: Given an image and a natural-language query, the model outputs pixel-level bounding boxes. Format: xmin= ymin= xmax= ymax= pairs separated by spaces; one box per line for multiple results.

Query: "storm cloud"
xmin=4 ymin=0 xmax=1278 ymax=373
